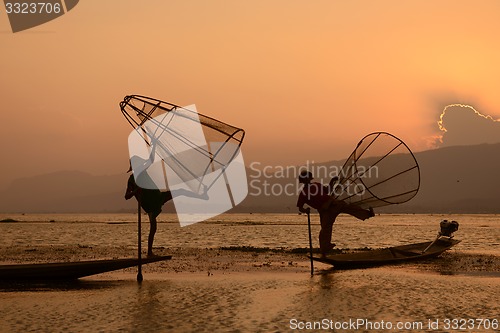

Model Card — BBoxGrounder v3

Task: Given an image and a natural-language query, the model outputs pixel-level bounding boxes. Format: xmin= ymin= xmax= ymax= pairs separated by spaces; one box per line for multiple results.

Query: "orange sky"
xmin=1 ymin=1 xmax=500 ymax=188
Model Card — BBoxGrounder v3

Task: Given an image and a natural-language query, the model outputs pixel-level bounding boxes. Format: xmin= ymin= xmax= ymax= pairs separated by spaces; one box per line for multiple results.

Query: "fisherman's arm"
xmin=298 ymin=206 xmax=311 ymax=214
xmin=296 ymin=193 xmax=310 ymax=214
xmin=125 ymin=180 xmax=140 ymax=200
xmin=125 ymin=187 xmax=138 ymax=200
xmin=327 ymin=176 xmax=339 ymax=194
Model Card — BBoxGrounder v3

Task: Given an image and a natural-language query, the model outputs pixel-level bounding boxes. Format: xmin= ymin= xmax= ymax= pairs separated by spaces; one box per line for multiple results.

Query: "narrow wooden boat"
xmin=0 ymin=255 xmax=171 ymax=281
xmin=312 ymin=238 xmax=460 ymax=269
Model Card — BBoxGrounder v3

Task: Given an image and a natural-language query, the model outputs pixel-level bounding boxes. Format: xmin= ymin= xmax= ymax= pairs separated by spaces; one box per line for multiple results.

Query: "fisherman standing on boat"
xmin=125 ymin=159 xmax=209 ymax=257
xmin=125 ymin=173 xmax=173 ymax=257
xmin=297 ymin=170 xmax=375 ymax=258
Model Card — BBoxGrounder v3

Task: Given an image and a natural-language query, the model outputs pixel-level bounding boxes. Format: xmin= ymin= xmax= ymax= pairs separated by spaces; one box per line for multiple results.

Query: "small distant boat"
xmin=312 ymin=238 xmax=460 ymax=269
xmin=0 ymin=256 xmax=171 ymax=281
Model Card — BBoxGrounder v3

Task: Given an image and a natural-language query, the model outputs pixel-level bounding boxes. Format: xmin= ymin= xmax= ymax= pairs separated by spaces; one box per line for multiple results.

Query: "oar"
xmin=137 ymin=198 xmax=143 ymax=282
xmin=422 ymin=233 xmax=441 ymax=254
xmin=307 ymin=211 xmax=314 ymax=275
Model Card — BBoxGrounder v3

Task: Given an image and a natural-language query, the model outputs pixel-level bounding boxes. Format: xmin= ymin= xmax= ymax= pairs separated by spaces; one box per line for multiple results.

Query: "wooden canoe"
xmin=312 ymin=238 xmax=460 ymax=269
xmin=0 ymin=255 xmax=171 ymax=281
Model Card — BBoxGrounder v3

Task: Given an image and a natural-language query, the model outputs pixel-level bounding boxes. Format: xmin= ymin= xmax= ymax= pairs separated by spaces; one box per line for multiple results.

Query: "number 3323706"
xmin=4 ymin=2 xmax=62 ymax=14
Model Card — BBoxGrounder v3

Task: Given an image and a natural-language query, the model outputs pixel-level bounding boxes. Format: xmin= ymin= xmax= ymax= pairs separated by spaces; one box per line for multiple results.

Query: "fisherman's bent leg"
xmin=148 ymin=213 xmax=158 ymax=256
xmin=337 ymin=201 xmax=373 ymax=221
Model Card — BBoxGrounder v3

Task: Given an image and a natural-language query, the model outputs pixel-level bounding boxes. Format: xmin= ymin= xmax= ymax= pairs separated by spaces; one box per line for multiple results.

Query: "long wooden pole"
xmin=307 ymin=211 xmax=314 ymax=275
xmin=422 ymin=233 xmax=441 ymax=254
xmin=137 ymin=198 xmax=143 ymax=282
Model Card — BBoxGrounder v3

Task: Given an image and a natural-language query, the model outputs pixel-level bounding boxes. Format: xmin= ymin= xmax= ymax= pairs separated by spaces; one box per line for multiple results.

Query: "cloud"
xmin=435 ymin=104 xmax=500 ymax=147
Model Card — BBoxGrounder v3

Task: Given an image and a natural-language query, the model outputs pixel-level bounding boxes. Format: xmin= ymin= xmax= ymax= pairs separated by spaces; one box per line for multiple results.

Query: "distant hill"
xmin=392 ymin=143 xmax=500 ymax=213
xmin=238 ymin=142 xmax=500 ymax=214
xmin=0 ymin=171 xmax=138 ymax=213
xmin=0 ymin=143 xmax=499 ymax=213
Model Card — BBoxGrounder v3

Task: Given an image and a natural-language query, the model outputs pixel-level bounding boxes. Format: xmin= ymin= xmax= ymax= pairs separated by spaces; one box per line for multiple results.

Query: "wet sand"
xmin=1 ymin=245 xmax=500 ymax=332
